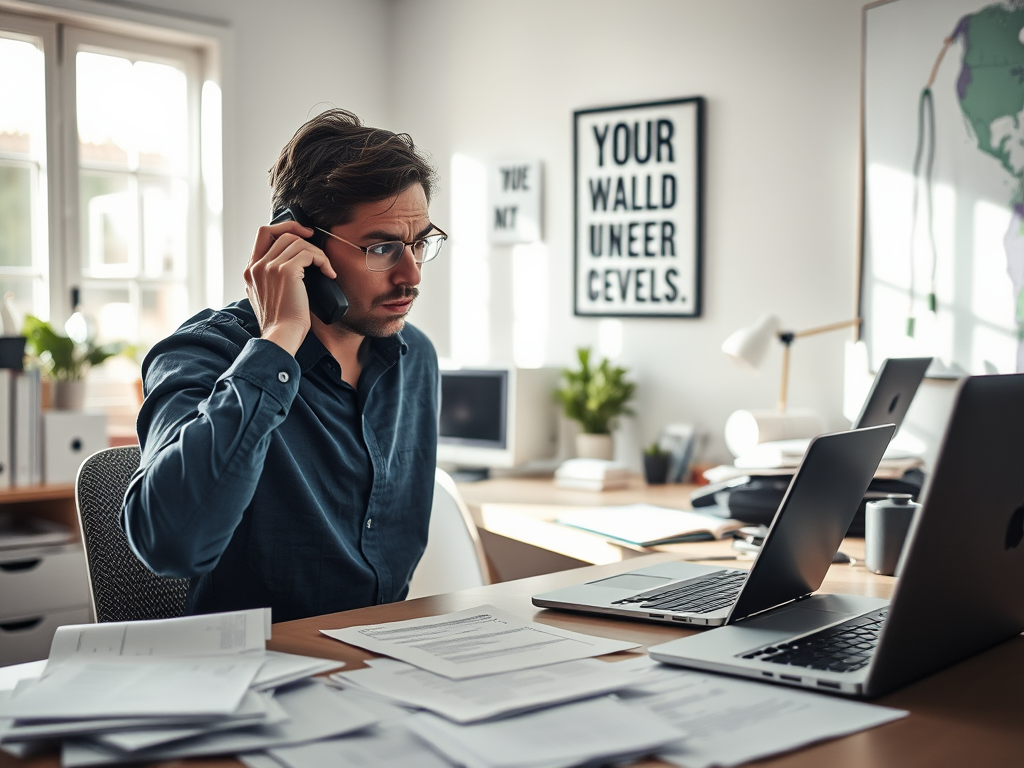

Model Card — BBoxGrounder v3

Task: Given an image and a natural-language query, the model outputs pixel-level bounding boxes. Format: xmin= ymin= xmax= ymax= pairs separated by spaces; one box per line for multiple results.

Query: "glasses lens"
xmin=365 ymin=242 xmax=404 ymax=272
xmin=419 ymin=234 xmax=445 ymax=264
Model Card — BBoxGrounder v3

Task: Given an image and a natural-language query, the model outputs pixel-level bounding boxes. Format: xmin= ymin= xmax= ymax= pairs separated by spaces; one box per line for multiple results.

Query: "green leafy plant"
xmin=23 ymin=315 xmax=126 ymax=382
xmin=644 ymin=441 xmax=666 ymax=456
xmin=555 ymin=347 xmax=636 ymax=435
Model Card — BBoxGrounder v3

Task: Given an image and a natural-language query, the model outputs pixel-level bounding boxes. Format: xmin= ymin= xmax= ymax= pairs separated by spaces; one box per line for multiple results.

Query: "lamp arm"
xmin=791 ymin=318 xmax=861 ymax=340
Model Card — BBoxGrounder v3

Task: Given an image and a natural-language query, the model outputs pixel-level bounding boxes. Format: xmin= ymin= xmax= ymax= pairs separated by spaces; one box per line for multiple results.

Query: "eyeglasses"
xmin=315 ymin=225 xmax=448 ymax=272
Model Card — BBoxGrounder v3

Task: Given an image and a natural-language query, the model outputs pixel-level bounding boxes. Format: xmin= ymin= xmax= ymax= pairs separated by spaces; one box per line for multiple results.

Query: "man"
xmin=122 ymin=109 xmax=444 ymax=622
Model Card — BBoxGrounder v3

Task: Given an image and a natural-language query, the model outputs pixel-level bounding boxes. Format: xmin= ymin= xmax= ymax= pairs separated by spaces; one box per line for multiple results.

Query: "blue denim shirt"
xmin=122 ymin=300 xmax=439 ymax=622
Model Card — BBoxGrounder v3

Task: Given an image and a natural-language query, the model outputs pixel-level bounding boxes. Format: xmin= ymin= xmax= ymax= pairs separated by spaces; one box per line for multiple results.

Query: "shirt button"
xmin=278 ymin=372 xmax=289 ymax=383
xmin=366 ymin=518 xmax=373 ymax=529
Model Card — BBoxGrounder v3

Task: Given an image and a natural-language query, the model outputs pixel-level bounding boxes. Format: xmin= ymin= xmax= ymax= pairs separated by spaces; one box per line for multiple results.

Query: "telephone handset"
xmin=269 ymin=205 xmax=349 ymax=325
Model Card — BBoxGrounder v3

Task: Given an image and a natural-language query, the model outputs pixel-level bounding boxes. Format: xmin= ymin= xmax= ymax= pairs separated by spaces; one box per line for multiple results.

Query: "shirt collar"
xmin=295 ymin=327 xmax=408 ymax=374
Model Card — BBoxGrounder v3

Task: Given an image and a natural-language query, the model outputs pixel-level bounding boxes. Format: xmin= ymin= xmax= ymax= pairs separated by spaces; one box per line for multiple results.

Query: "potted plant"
xmin=23 ymin=315 xmax=126 ymax=410
xmin=642 ymin=441 xmax=670 ymax=485
xmin=555 ymin=347 xmax=636 ymax=460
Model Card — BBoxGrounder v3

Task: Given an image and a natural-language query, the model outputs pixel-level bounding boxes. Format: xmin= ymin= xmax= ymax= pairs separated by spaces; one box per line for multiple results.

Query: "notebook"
xmin=556 ymin=504 xmax=745 ymax=546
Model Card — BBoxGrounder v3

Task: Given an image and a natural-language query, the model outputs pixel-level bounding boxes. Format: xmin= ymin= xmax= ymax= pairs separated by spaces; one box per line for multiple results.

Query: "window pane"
xmin=0 ymin=36 xmax=45 ymax=159
xmin=80 ymin=171 xmax=135 ymax=273
xmin=141 ymin=283 xmax=187 ymax=347
xmin=0 ymin=165 xmax=32 ymax=267
xmin=0 ymin=277 xmax=39 ymax=324
xmin=141 ymin=176 xmax=187 ymax=278
xmin=77 ymin=51 xmax=131 ymax=167
xmin=79 ymin=284 xmax=133 ymax=340
xmin=135 ymin=60 xmax=188 ymax=173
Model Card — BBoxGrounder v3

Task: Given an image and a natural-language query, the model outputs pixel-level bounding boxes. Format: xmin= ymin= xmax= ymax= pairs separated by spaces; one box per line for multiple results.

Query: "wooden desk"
xmin=4 ymin=554 xmax=1024 ymax=767
xmin=457 ymin=474 xmax=715 ymax=581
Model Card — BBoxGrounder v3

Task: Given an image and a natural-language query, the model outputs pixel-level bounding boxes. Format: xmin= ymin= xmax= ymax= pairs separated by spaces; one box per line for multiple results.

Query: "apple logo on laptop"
xmin=888 ymin=394 xmax=899 ymax=414
xmin=1006 ymin=504 xmax=1024 ymax=550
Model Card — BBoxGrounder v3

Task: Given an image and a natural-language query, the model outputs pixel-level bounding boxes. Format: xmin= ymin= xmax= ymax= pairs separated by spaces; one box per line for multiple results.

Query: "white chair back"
xmin=406 ymin=468 xmax=490 ymax=599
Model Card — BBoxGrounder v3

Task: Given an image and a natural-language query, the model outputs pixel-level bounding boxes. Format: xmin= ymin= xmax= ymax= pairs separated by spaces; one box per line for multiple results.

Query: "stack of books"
xmin=554 ymin=459 xmax=630 ymax=491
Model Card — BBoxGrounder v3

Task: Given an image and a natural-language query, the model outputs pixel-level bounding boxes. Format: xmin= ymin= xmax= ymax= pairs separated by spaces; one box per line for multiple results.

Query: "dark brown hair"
xmin=269 ymin=108 xmax=438 ymax=227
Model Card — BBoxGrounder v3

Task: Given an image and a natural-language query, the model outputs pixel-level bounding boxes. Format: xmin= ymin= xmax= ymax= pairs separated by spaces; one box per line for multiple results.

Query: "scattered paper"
xmin=60 ymin=682 xmax=380 ymax=766
xmin=269 ymin=723 xmax=450 ymax=768
xmin=91 ymin=690 xmax=286 ymax=752
xmin=0 ymin=656 xmax=264 ymax=720
xmin=405 ymin=695 xmax=681 ymax=768
xmin=321 ymin=605 xmax=639 ymax=679
xmin=46 ymin=608 xmax=271 ymax=671
xmin=334 ymin=658 xmax=637 ymax=723
xmin=615 ymin=657 xmax=908 ymax=768
xmin=251 ymin=652 xmax=344 ymax=691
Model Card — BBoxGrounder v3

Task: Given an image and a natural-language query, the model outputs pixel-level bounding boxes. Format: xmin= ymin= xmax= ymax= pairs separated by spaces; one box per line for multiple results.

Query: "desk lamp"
xmin=721 ymin=314 xmax=861 ymax=456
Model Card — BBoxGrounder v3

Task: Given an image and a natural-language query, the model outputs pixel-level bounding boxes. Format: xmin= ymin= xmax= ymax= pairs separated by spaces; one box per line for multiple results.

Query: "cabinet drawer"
xmin=0 ymin=544 xmax=91 ymax=618
xmin=0 ymin=606 xmax=91 ymax=665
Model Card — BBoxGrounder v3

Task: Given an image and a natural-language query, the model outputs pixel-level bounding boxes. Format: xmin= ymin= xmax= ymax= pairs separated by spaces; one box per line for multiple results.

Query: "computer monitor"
xmin=437 ymin=366 xmax=559 ymax=479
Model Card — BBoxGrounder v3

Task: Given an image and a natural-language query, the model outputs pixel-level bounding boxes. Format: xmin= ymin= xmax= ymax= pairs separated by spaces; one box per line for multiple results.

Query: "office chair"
xmin=75 ymin=445 xmax=189 ymax=622
xmin=406 ymin=468 xmax=492 ymax=599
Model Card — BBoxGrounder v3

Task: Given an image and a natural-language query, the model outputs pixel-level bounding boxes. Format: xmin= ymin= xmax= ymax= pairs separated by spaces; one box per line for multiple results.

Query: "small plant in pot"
xmin=555 ymin=347 xmax=636 ymax=460
xmin=23 ymin=315 xmax=126 ymax=410
xmin=643 ymin=441 xmax=671 ymax=485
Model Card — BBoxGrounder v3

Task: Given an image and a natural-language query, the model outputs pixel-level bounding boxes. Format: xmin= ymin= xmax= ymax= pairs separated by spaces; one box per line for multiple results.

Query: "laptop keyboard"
xmin=611 ymin=570 xmax=747 ymax=614
xmin=740 ymin=608 xmax=888 ymax=673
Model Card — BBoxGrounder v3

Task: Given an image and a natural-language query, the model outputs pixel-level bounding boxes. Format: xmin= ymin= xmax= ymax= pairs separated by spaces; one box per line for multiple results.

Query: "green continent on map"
xmin=954 ymin=4 xmax=1024 ymax=191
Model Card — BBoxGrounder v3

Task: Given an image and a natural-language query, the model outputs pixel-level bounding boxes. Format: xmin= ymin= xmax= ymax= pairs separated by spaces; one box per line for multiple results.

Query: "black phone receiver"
xmin=269 ymin=205 xmax=349 ymax=325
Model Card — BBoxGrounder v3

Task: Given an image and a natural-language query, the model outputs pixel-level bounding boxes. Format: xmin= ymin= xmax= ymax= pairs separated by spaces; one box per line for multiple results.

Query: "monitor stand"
xmin=448 ymin=467 xmax=491 ymax=482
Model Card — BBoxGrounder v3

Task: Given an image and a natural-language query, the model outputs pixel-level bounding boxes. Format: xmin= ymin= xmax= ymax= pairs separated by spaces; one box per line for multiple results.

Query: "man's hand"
xmin=244 ymin=221 xmax=337 ymax=356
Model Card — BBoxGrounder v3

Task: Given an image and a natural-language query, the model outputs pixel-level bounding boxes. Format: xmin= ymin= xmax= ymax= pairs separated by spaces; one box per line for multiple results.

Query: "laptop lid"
xmin=864 ymin=373 xmax=1024 ymax=696
xmin=726 ymin=424 xmax=895 ymax=623
xmin=852 ymin=357 xmax=932 ymax=430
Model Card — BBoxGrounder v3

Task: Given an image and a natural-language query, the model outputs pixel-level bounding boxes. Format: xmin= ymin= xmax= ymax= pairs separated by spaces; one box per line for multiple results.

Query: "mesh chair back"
xmin=75 ymin=446 xmax=189 ymax=622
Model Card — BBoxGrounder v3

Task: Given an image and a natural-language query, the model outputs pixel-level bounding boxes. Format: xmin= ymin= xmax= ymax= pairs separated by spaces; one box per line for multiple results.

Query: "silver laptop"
xmin=532 ymin=424 xmax=895 ymax=627
xmin=650 ymin=373 xmax=1024 ymax=697
xmin=852 ymin=356 xmax=931 ymax=431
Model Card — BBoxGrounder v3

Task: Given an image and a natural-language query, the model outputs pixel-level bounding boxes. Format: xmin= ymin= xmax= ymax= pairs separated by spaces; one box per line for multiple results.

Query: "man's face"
xmin=323 ymin=184 xmax=430 ymax=338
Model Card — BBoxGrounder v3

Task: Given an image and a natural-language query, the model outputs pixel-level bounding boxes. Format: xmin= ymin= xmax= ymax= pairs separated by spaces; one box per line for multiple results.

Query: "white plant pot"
xmin=53 ymin=380 xmax=86 ymax=411
xmin=575 ymin=433 xmax=614 ymax=460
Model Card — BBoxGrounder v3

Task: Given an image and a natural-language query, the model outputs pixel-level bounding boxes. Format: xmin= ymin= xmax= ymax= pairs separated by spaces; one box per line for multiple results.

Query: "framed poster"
xmin=574 ymin=97 xmax=704 ymax=318
xmin=861 ymin=0 xmax=1024 ymax=375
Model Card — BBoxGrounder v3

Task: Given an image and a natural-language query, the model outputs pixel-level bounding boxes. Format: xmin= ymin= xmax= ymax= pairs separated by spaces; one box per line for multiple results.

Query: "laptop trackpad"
xmin=587 ymin=573 xmax=674 ymax=591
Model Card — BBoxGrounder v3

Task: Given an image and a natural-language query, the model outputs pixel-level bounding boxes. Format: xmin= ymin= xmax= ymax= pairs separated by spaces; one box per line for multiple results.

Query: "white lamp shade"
xmin=721 ymin=313 xmax=780 ymax=370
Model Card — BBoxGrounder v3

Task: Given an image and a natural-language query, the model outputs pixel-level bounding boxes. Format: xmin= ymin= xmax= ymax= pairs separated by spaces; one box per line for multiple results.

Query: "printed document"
xmin=615 ymin=657 xmax=907 ymax=768
xmin=0 ymin=656 xmax=264 ymax=720
xmin=405 ymin=696 xmax=681 ymax=768
xmin=46 ymin=609 xmax=271 ymax=669
xmin=333 ymin=657 xmax=637 ymax=723
xmin=321 ymin=605 xmax=639 ymax=679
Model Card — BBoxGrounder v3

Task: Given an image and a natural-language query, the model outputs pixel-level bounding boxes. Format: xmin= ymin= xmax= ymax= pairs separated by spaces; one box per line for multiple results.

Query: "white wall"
xmin=15 ymin=0 xmax=960 ymax=467
xmin=391 ymin=0 xmax=876 ymax=466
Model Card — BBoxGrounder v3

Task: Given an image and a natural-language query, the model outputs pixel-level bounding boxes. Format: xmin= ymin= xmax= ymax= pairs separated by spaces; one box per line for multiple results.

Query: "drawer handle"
xmin=0 ymin=617 xmax=43 ymax=632
xmin=0 ymin=560 xmax=42 ymax=573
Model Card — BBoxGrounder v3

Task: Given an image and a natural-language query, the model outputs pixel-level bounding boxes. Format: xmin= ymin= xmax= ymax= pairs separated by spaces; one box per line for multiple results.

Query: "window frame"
xmin=60 ymin=26 xmax=204 ymax=346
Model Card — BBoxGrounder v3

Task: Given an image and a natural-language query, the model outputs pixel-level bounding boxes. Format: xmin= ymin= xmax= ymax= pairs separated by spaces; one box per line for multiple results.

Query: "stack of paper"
xmin=557 ymin=503 xmax=747 ymax=546
xmin=0 ymin=609 xmax=350 ymax=765
xmin=554 ymin=458 xmax=630 ymax=491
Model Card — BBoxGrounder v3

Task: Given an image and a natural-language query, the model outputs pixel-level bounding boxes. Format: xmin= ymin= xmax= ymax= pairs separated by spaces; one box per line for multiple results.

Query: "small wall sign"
xmin=488 ymin=159 xmax=543 ymax=244
xmin=574 ymin=97 xmax=704 ymax=317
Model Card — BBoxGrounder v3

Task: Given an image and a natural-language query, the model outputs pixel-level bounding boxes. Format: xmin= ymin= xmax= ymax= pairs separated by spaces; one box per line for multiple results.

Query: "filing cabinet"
xmin=0 ymin=543 xmax=92 ymax=664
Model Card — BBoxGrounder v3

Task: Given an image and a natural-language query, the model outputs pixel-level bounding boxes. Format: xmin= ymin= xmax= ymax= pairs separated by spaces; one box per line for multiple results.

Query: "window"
xmin=0 ymin=10 xmax=220 ymax=431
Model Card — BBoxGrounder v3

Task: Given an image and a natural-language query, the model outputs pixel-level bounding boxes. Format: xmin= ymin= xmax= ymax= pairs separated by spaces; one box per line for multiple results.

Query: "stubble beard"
xmin=334 ymin=285 xmax=419 ymax=338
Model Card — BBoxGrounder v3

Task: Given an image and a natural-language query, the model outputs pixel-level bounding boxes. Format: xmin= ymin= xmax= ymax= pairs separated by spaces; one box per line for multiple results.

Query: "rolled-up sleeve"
xmin=122 ymin=313 xmax=301 ymax=578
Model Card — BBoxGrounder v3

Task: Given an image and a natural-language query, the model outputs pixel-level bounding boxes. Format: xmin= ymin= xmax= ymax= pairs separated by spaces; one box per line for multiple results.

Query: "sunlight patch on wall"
xmin=450 ymin=153 xmax=490 ymax=364
xmin=511 ymin=242 xmax=548 ymax=369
